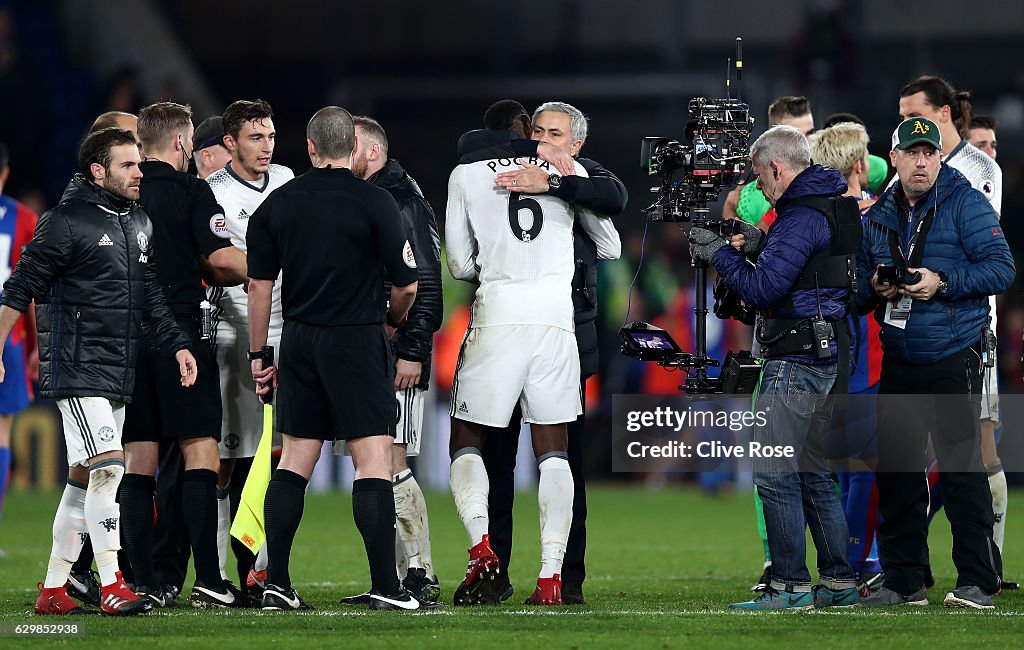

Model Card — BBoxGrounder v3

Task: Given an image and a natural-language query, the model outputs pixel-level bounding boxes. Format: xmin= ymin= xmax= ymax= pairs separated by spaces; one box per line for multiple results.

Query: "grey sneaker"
xmin=944 ymin=586 xmax=994 ymax=609
xmin=855 ymin=586 xmax=928 ymax=607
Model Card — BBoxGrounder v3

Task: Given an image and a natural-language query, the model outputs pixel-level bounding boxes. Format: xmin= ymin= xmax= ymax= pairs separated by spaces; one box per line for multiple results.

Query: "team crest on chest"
xmin=137 ymin=231 xmax=149 ymax=263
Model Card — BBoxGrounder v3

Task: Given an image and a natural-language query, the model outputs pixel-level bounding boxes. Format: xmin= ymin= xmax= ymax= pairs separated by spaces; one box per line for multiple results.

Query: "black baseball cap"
xmin=193 ymin=115 xmax=226 ymax=151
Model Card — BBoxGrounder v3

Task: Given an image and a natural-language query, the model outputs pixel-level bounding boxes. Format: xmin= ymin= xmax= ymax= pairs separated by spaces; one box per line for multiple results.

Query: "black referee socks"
xmin=352 ymin=478 xmax=401 ymax=597
xmin=182 ymin=468 xmax=221 ymax=587
xmin=120 ymin=473 xmax=158 ymax=588
xmin=265 ymin=469 xmax=309 ymax=591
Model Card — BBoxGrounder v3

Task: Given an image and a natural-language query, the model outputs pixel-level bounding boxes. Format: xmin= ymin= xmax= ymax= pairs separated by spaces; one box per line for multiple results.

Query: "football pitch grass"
xmin=1 ymin=486 xmax=1023 ymax=648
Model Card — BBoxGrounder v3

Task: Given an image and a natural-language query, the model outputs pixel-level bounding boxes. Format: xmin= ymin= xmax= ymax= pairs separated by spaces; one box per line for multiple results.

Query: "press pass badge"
xmin=883 ymin=296 xmax=913 ymax=330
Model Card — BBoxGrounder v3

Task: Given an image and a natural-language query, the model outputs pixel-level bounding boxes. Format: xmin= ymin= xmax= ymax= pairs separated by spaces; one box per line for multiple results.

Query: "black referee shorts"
xmin=123 ymin=316 xmax=222 ymax=443
xmin=277 ymin=321 xmax=397 ymax=442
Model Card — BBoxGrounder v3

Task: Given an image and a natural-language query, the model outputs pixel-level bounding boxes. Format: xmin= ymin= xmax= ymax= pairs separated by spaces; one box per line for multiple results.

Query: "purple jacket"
xmin=713 ymin=164 xmax=850 ymax=360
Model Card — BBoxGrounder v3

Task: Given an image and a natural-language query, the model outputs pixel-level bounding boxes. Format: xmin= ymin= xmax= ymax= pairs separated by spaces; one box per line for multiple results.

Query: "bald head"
xmin=91 ymin=111 xmax=138 ymax=137
xmin=306 ymin=106 xmax=355 ymax=162
xmin=91 ymin=111 xmax=139 ymax=153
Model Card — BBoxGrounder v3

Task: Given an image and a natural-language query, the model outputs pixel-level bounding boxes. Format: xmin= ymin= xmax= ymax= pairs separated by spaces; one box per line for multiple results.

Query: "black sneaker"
xmin=493 ymin=572 xmax=513 ymax=603
xmin=562 ymin=582 xmax=586 ymax=605
xmin=403 ymin=568 xmax=440 ymax=602
xmin=66 ymin=570 xmax=101 ymax=607
xmin=369 ymin=587 xmax=443 ymax=611
xmin=751 ymin=564 xmax=772 ymax=593
xmin=161 ymin=584 xmax=182 ymax=602
xmin=136 ymin=585 xmax=177 ymax=608
xmin=1001 ymin=578 xmax=1020 ymax=591
xmin=339 ymin=590 xmax=372 ymax=606
xmin=191 ymin=580 xmax=256 ymax=609
xmin=261 ymin=584 xmax=313 ymax=611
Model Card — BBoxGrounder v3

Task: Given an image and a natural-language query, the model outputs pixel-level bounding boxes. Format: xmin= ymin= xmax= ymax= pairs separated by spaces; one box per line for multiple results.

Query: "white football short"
xmin=334 ymin=387 xmax=425 ymax=457
xmin=57 ymin=397 xmax=126 ymax=467
xmin=449 ymin=324 xmax=581 ymax=427
xmin=216 ymin=331 xmax=282 ymax=458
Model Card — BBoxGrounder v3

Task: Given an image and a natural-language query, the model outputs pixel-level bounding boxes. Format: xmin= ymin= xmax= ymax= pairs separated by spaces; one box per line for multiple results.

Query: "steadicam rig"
xmin=640 ymin=96 xmax=753 ymax=226
xmin=621 ymin=38 xmax=760 ymax=395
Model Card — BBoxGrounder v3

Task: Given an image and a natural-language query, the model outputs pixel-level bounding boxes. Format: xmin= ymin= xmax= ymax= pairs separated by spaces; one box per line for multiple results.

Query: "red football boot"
xmin=524 ymin=574 xmax=563 ymax=605
xmin=246 ymin=568 xmax=268 ymax=597
xmin=453 ymin=534 xmax=502 ymax=606
xmin=100 ymin=571 xmax=153 ymax=616
xmin=35 ymin=583 xmax=86 ymax=615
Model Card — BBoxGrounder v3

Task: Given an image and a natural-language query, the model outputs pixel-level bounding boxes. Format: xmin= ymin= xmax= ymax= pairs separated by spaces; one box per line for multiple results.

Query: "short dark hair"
xmin=352 ymin=116 xmax=388 ymax=157
xmin=484 ymin=99 xmax=529 ymax=131
xmin=823 ymin=112 xmax=865 ymax=129
xmin=768 ymin=96 xmax=811 ymax=125
xmin=306 ymin=106 xmax=355 ymax=159
xmin=89 ymin=111 xmax=136 ymax=134
xmin=970 ymin=114 xmax=997 ymax=131
xmin=138 ymin=102 xmax=192 ymax=151
xmin=900 ymin=75 xmax=973 ymax=135
xmin=0 ymin=142 xmax=8 ymax=172
xmin=222 ymin=99 xmax=274 ymax=140
xmin=79 ymin=128 xmax=138 ymax=178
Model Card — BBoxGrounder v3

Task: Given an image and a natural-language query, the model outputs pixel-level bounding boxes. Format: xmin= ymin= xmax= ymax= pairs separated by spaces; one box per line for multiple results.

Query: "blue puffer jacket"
xmin=855 ymin=164 xmax=1014 ymax=365
xmin=714 ymin=164 xmax=850 ymax=322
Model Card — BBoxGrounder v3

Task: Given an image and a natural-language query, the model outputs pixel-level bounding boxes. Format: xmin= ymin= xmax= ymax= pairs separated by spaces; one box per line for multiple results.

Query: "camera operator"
xmin=690 ymin=124 xmax=859 ymax=610
xmin=855 ymin=117 xmax=1014 ymax=609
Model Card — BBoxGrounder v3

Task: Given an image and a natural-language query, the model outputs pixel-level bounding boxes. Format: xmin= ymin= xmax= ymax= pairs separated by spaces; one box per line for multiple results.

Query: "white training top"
xmin=445 ymin=156 xmax=621 ymax=331
xmin=204 ymin=161 xmax=294 ymax=345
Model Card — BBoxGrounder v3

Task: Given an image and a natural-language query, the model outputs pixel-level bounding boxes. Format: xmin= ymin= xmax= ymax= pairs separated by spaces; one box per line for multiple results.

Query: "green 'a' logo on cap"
xmin=911 ymin=120 xmax=930 ymax=135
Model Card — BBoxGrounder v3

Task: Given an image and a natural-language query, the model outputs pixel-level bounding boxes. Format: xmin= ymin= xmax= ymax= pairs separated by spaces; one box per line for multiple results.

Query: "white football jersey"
xmin=944 ymin=140 xmax=1002 ymax=216
xmin=446 ymin=156 xmax=620 ymax=331
xmin=944 ymin=140 xmax=1003 ymax=379
xmin=204 ymin=162 xmax=294 ymax=344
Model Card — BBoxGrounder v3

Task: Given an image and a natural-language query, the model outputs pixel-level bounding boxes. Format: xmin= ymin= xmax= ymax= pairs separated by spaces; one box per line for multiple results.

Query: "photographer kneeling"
xmin=690 ymin=125 xmax=859 ymax=610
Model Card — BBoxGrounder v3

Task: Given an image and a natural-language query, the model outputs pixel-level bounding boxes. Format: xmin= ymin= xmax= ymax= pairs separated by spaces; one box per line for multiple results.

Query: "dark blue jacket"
xmin=714 ymin=165 xmax=850 ymax=352
xmin=855 ymin=164 xmax=1014 ymax=365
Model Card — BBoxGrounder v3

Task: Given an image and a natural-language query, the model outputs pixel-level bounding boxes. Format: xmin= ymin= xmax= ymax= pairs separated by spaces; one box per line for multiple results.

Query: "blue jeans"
xmin=753 ymin=359 xmax=856 ymax=592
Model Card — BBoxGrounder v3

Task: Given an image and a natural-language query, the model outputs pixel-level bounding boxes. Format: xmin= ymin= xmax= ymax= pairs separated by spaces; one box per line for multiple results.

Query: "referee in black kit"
xmin=246 ymin=106 xmax=438 ymax=612
xmin=119 ymin=102 xmax=251 ymax=609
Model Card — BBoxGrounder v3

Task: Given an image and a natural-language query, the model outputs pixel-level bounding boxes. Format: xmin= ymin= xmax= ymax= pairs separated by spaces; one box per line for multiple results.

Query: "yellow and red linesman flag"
xmin=230 ymin=404 xmax=273 ymax=552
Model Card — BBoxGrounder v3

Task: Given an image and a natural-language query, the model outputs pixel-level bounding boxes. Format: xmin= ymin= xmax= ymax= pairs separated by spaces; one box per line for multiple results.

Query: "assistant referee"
xmin=120 ymin=102 xmax=251 ymax=609
xmin=246 ymin=106 xmax=436 ymax=612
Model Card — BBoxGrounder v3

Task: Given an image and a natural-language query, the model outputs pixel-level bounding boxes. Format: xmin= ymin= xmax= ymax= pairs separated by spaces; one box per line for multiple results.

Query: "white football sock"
xmin=394 ymin=469 xmax=434 ymax=577
xmin=44 ymin=480 xmax=88 ymax=588
xmin=538 ymin=454 xmax=574 ymax=579
xmin=988 ymin=464 xmax=1007 ymax=552
xmin=85 ymin=460 xmax=124 ymax=586
xmin=254 ymin=543 xmax=268 ymax=573
xmin=217 ymin=485 xmax=230 ymax=579
xmin=449 ymin=449 xmax=489 ymax=546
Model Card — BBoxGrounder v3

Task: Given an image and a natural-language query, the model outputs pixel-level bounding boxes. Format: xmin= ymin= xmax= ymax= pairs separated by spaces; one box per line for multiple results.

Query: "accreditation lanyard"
xmin=897 ymin=204 xmax=933 ymax=267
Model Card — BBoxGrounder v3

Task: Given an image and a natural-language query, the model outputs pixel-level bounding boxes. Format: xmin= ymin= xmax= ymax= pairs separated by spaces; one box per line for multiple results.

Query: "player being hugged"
xmin=445 ymin=101 xmax=620 ymax=606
